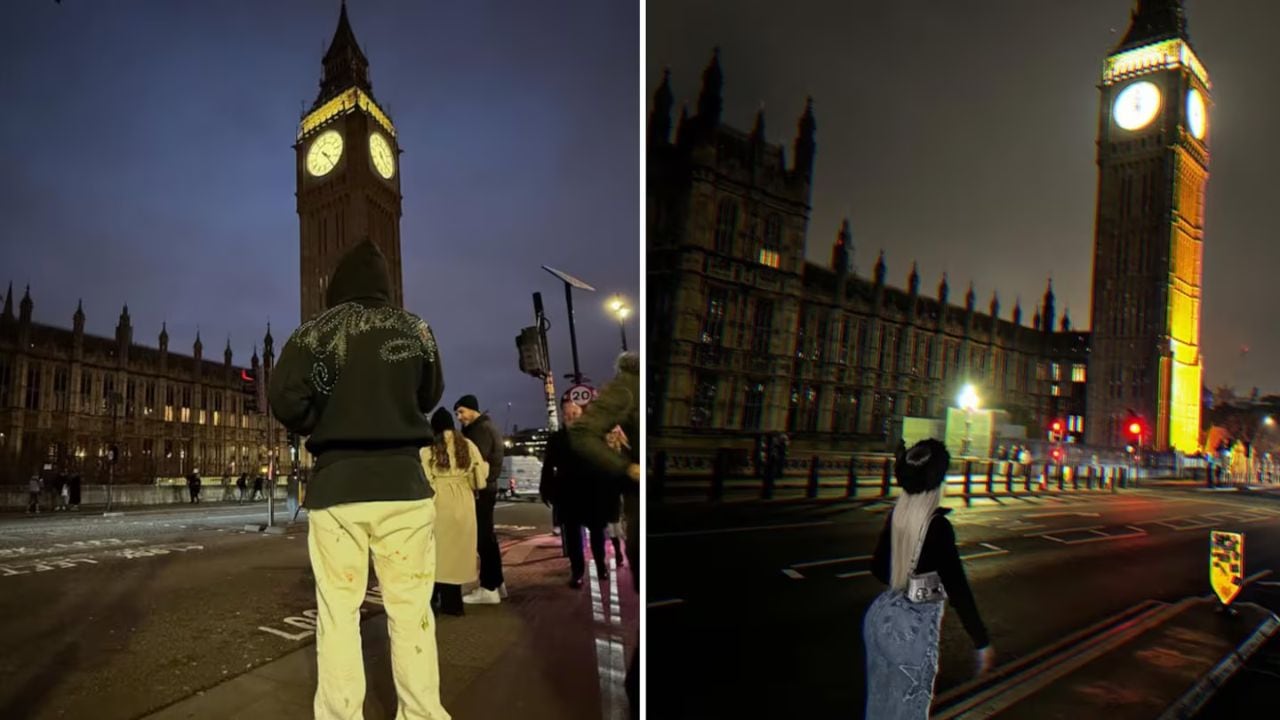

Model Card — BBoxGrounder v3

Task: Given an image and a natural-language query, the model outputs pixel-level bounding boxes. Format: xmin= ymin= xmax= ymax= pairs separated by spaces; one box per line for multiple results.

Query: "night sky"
xmin=1 ymin=1 xmax=638 ymax=432
xmin=648 ymin=0 xmax=1280 ymax=395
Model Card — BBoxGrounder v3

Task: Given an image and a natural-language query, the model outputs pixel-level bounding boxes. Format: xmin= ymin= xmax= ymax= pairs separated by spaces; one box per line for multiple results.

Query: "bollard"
xmin=964 ymin=461 xmax=973 ymax=508
xmin=846 ymin=455 xmax=858 ymax=499
xmin=1006 ymin=462 xmax=1015 ymax=494
xmin=710 ymin=449 xmax=726 ymax=503
xmin=654 ymin=451 xmax=668 ymax=504
xmin=881 ymin=458 xmax=892 ymax=498
xmin=807 ymin=455 xmax=820 ymax=499
xmin=986 ymin=462 xmax=995 ymax=496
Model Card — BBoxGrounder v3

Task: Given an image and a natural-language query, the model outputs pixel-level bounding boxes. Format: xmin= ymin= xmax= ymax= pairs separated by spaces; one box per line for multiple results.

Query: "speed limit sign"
xmin=564 ymin=384 xmax=596 ymax=407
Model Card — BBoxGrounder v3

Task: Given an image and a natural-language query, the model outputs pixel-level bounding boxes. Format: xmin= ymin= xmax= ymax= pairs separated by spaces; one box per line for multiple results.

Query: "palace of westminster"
xmin=0 ymin=4 xmax=408 ymax=484
xmin=648 ymin=0 xmax=1207 ymax=455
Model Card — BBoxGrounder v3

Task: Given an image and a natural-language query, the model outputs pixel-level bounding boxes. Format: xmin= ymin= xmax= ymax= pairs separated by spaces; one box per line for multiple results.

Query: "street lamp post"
xmin=607 ymin=295 xmax=631 ymax=352
xmin=542 ymin=266 xmax=596 ymax=386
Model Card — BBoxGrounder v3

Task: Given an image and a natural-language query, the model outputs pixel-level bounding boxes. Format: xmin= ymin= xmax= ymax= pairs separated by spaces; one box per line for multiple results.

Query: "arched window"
xmin=714 ymin=199 xmax=738 ymax=255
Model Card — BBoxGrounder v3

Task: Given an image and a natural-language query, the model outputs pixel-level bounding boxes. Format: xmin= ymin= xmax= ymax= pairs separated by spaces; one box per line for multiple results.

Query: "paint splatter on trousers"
xmin=308 ymin=498 xmax=450 ymax=719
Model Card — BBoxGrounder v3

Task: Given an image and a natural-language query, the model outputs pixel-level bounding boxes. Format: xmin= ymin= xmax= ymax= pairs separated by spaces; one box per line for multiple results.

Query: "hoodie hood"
xmin=326 ymin=240 xmax=392 ymax=309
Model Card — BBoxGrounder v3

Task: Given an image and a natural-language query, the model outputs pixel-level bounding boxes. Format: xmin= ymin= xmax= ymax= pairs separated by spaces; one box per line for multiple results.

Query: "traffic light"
xmin=241 ymin=369 xmax=259 ymax=414
xmin=1127 ymin=420 xmax=1142 ymax=440
xmin=1050 ymin=447 xmax=1063 ymax=463
xmin=1048 ymin=419 xmax=1064 ymax=442
xmin=516 ymin=327 xmax=546 ymax=378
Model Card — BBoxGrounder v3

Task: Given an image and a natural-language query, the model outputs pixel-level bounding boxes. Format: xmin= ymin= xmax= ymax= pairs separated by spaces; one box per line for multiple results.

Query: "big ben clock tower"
xmin=1086 ymin=0 xmax=1208 ymax=452
xmin=296 ymin=2 xmax=404 ymax=323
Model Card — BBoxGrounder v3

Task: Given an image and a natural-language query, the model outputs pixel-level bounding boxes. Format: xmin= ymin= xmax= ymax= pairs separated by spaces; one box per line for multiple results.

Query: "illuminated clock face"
xmin=1113 ymin=81 xmax=1162 ymax=131
xmin=1186 ymin=89 xmax=1206 ymax=139
xmin=369 ymin=132 xmax=396 ymax=179
xmin=306 ymin=130 xmax=344 ymax=177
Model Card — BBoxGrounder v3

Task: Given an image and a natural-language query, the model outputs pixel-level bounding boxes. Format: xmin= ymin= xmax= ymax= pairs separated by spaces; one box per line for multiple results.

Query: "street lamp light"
xmin=607 ymin=295 xmax=631 ymax=352
xmin=958 ymin=384 xmax=979 ymax=457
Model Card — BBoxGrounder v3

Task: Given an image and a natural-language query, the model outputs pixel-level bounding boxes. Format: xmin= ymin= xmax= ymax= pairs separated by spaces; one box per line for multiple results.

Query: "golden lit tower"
xmin=296 ymin=1 xmax=404 ymax=323
xmin=1086 ymin=0 xmax=1208 ymax=452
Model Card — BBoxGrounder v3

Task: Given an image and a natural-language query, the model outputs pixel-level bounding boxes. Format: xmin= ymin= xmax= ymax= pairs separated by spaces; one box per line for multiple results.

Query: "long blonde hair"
xmin=889 ymin=486 xmax=943 ymax=590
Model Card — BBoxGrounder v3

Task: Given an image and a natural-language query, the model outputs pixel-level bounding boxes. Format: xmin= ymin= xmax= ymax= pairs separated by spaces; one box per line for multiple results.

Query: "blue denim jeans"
xmin=863 ymin=589 xmax=944 ymax=719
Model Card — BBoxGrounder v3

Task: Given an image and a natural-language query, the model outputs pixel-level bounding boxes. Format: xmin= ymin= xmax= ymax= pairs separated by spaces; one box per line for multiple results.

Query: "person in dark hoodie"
xmin=268 ymin=240 xmax=450 ymax=719
xmin=454 ymin=394 xmax=506 ymax=605
xmin=569 ymin=351 xmax=640 ymax=719
xmin=542 ymin=398 xmax=615 ymax=588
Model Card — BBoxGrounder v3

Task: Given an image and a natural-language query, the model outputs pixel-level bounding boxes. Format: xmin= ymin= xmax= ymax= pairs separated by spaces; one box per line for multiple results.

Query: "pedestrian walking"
xmin=251 ymin=474 xmax=264 ymax=501
xmin=422 ymin=408 xmax=488 ymax=616
xmin=26 ymin=474 xmax=43 ymax=514
xmin=69 ymin=473 xmax=81 ymax=510
xmin=236 ymin=473 xmax=248 ymax=503
xmin=57 ymin=474 xmax=70 ymax=511
xmin=542 ymin=400 xmax=617 ymax=588
xmin=268 ymin=239 xmax=449 ymax=719
xmin=187 ymin=469 xmax=202 ymax=504
xmin=604 ymin=425 xmax=628 ymax=567
xmin=569 ymin=351 xmax=640 ymax=719
xmin=455 ymin=394 xmax=506 ymax=605
xmin=864 ymin=438 xmax=994 ymax=719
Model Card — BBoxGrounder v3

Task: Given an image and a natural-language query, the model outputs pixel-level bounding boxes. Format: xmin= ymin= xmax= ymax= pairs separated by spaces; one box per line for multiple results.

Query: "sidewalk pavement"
xmin=141 ymin=530 xmax=637 ymax=720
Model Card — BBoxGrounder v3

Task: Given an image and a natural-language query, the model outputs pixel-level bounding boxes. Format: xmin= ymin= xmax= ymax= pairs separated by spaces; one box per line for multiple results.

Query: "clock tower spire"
xmin=1086 ymin=0 xmax=1208 ymax=453
xmin=296 ymin=1 xmax=405 ymax=323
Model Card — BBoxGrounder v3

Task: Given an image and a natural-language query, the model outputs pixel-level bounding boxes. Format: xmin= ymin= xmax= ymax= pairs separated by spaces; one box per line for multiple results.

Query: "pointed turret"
xmin=1061 ymin=308 xmax=1072 ymax=333
xmin=908 ymin=262 xmax=920 ymax=296
xmin=1033 ymin=309 xmax=1042 ymax=331
xmin=1 ymin=282 xmax=12 ymax=321
xmin=159 ymin=321 xmax=169 ymax=351
xmin=19 ymin=285 xmax=32 ymax=324
xmin=965 ymin=282 xmax=976 ymax=313
xmin=990 ymin=292 xmax=1000 ymax=320
xmin=1042 ymin=279 xmax=1056 ymax=334
xmin=1117 ymin=0 xmax=1189 ymax=52
xmin=792 ymin=97 xmax=816 ymax=179
xmin=873 ymin=250 xmax=886 ymax=286
xmin=224 ymin=336 xmax=234 ymax=366
xmin=263 ymin=324 xmax=275 ymax=371
xmin=73 ymin=299 xmax=85 ymax=334
xmin=649 ymin=68 xmax=674 ymax=145
xmin=695 ymin=48 xmax=723 ymax=129
xmin=193 ymin=328 xmax=203 ymax=362
xmin=251 ymin=344 xmax=260 ymax=370
xmin=938 ymin=273 xmax=949 ymax=305
xmin=315 ymin=0 xmax=373 ymax=108
xmin=750 ymin=104 xmax=766 ymax=144
xmin=1013 ymin=297 xmax=1023 ymax=326
xmin=832 ymin=219 xmax=851 ymax=274
xmin=116 ymin=305 xmax=133 ymax=360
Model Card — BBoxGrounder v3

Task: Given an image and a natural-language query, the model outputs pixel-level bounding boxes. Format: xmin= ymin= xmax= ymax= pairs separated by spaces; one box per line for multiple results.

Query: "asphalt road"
xmin=648 ymin=488 xmax=1280 ymax=719
xmin=0 ymin=499 xmax=551 ymax=720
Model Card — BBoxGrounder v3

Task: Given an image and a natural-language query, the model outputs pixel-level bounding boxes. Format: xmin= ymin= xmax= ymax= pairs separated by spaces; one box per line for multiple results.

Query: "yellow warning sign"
xmin=1210 ymin=530 xmax=1245 ymax=606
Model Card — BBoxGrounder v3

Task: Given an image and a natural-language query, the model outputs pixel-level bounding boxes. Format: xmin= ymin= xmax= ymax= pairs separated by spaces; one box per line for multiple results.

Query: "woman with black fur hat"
xmin=863 ymin=438 xmax=994 ymax=718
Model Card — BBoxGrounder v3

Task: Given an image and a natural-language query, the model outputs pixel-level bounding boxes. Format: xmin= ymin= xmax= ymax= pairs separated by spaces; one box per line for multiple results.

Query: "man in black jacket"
xmin=455 ymin=394 xmax=506 ymax=604
xmin=268 ymin=240 xmax=450 ymax=719
xmin=542 ymin=399 xmax=613 ymax=588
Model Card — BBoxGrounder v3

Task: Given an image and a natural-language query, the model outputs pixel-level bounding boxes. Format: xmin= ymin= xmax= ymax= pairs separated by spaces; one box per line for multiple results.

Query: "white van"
xmin=499 ymin=456 xmax=543 ymax=500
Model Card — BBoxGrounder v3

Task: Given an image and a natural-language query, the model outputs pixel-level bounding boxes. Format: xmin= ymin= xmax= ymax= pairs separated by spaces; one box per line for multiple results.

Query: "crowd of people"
xmin=25 ymin=471 xmax=82 ymax=514
xmin=265 ymin=240 xmax=641 ymax=719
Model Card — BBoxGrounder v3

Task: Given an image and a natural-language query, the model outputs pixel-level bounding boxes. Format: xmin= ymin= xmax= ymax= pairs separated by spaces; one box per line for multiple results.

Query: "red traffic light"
xmin=1051 ymin=448 xmax=1063 ymax=462
xmin=1050 ymin=420 xmax=1064 ymax=434
xmin=1128 ymin=421 xmax=1142 ymax=436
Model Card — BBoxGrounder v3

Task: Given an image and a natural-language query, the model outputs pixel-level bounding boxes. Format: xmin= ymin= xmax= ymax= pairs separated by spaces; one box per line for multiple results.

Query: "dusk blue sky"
xmin=650 ymin=0 xmax=1280 ymax=395
xmin=1 ymin=1 xmax=638 ymax=432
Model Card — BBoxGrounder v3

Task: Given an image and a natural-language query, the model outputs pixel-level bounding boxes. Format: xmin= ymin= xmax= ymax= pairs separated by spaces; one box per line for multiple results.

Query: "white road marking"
xmin=782 ymin=568 xmax=804 ymax=580
xmin=792 ymin=553 xmax=872 ymax=569
xmin=1039 ymin=525 xmax=1147 ymax=545
xmin=648 ymin=598 xmax=685 ymax=609
xmin=836 ymin=569 xmax=872 ymax=579
xmin=959 ymin=542 xmax=1010 ymax=560
xmin=1026 ymin=524 xmax=1104 ymax=538
xmin=258 ymin=587 xmax=383 ymax=641
xmin=649 ymin=520 xmax=833 ymax=538
xmin=588 ymin=558 xmax=628 ymax=720
xmin=1025 ymin=512 xmax=1101 ymax=519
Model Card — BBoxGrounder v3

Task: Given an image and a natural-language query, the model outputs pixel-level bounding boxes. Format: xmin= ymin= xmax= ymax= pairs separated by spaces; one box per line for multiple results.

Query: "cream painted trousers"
xmin=308 ymin=499 xmax=450 ymax=720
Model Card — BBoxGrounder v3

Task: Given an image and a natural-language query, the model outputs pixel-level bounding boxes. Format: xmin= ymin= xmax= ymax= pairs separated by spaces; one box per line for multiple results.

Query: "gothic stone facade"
xmin=0 ymin=287 xmax=286 ymax=485
xmin=647 ymin=54 xmax=1088 ymax=451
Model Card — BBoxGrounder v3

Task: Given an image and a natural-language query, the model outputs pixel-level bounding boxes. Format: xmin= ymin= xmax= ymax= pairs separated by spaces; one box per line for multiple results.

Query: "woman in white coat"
xmin=423 ymin=407 xmax=489 ymax=616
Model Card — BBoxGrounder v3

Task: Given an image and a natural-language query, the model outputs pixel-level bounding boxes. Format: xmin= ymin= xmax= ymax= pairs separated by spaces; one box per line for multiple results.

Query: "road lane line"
xmin=648 ymin=598 xmax=685 ymax=609
xmin=835 ymin=569 xmax=871 ymax=579
xmin=1028 ymin=524 xmax=1104 ymax=539
xmin=782 ymin=568 xmax=804 ymax=580
xmin=650 ymin=520 xmax=833 ymax=538
xmin=792 ymin=553 xmax=872 ymax=569
xmin=1024 ymin=512 xmax=1101 ymax=519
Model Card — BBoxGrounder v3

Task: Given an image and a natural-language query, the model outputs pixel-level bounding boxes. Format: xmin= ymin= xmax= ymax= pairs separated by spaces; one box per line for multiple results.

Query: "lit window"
xmin=181 ymin=408 xmax=191 ymax=423
xmin=758 ymin=248 xmax=781 ymax=269
xmin=198 ymin=410 xmax=207 ymax=425
xmin=1051 ymin=384 xmax=1061 ymax=397
xmin=164 ymin=406 xmax=175 ymax=422
xmin=1052 ymin=363 xmax=1061 ymax=381
xmin=213 ymin=411 xmax=221 ymax=427
xmin=1073 ymin=364 xmax=1087 ymax=383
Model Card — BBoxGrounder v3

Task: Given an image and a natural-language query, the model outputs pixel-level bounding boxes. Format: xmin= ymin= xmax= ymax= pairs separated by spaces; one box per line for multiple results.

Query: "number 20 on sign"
xmin=1209 ymin=530 xmax=1245 ymax=606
